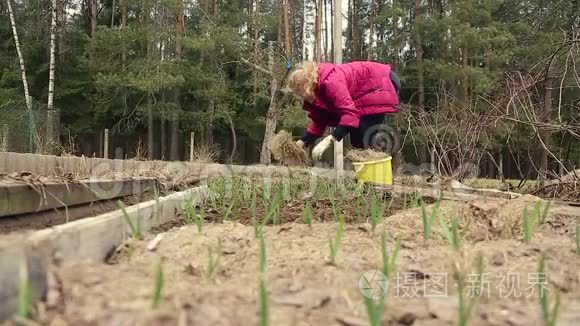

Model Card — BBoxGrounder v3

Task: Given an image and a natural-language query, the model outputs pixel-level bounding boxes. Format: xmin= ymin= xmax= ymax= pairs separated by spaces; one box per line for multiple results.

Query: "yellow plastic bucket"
xmin=352 ymin=156 xmax=393 ymax=185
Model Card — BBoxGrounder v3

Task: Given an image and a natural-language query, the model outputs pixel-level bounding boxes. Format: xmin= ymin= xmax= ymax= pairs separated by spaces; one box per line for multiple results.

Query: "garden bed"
xmin=8 ymin=177 xmax=580 ymax=325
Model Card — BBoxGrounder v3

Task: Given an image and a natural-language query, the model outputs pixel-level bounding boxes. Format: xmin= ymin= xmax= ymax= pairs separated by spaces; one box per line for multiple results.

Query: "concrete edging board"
xmin=0 ymin=178 xmax=157 ymax=217
xmin=0 ymin=185 xmax=207 ymax=321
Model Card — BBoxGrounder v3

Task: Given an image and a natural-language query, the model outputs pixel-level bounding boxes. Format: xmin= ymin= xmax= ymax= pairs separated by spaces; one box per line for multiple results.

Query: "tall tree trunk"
xmin=111 ymin=0 xmax=116 ymax=27
xmin=315 ymin=0 xmax=322 ymax=61
xmin=461 ymin=46 xmax=469 ymax=100
xmin=487 ymin=154 xmax=495 ymax=178
xmin=539 ymin=63 xmax=555 ymax=185
xmin=47 ymin=0 xmax=58 ymax=150
xmin=148 ymin=95 xmax=154 ymax=160
xmin=57 ymin=0 xmax=65 ymax=60
xmin=367 ymin=0 xmax=376 ymax=60
xmin=323 ymin=0 xmax=328 ymax=60
xmin=413 ymin=0 xmax=424 ymax=110
xmin=329 ymin=0 xmax=334 ymax=60
xmin=145 ymin=2 xmax=153 ymax=160
xmin=283 ymin=0 xmax=291 ymax=56
xmin=171 ymin=0 xmax=185 ymax=161
xmin=291 ymin=0 xmax=304 ymax=60
xmin=160 ymin=92 xmax=166 ymax=159
xmin=333 ymin=0 xmax=341 ymax=63
xmin=206 ymin=99 xmax=215 ymax=144
xmin=436 ymin=0 xmax=444 ymax=15
xmin=170 ymin=108 xmax=180 ymax=161
xmin=260 ymin=42 xmax=278 ymax=164
xmin=277 ymin=0 xmax=283 ymax=48
xmin=205 ymin=0 xmax=209 ymax=14
xmin=419 ymin=142 xmax=427 ymax=164
xmin=346 ymin=0 xmax=352 ymax=58
xmin=6 ymin=0 xmax=33 ymax=125
xmin=352 ymin=0 xmax=361 ymax=59
xmin=253 ymin=0 xmax=259 ymax=106
xmin=391 ymin=2 xmax=399 ymax=71
xmin=121 ymin=0 xmax=127 ymax=67
xmin=120 ymin=0 xmax=127 ymax=137
xmin=90 ymin=0 xmax=97 ymax=37
xmin=227 ymin=116 xmax=237 ymax=163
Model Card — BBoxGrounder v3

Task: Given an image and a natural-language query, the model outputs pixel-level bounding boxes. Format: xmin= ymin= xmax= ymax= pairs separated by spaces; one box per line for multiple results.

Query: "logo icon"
xmin=359 ymin=270 xmax=389 ymax=299
xmin=362 ymin=123 xmax=401 ymax=155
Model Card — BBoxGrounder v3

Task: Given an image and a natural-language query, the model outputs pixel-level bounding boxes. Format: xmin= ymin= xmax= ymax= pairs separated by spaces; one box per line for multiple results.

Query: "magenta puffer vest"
xmin=303 ymin=61 xmax=399 ymax=137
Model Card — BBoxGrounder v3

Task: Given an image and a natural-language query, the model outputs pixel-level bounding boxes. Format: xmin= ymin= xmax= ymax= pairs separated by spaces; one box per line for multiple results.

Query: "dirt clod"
xmin=273 ymin=289 xmax=330 ymax=310
xmin=491 ymin=252 xmax=506 ymax=266
xmin=427 ymin=297 xmax=458 ymax=322
xmin=184 ymin=263 xmax=202 ymax=276
xmin=550 ymin=271 xmax=575 ymax=293
xmin=335 ymin=315 xmax=368 ymax=326
xmin=397 ymin=312 xmax=417 ymax=325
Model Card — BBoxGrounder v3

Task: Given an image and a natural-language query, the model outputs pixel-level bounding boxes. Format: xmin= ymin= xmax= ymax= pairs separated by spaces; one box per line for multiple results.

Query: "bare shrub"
xmin=131 ymin=139 xmax=148 ymax=161
xmin=189 ymin=143 xmax=222 ymax=163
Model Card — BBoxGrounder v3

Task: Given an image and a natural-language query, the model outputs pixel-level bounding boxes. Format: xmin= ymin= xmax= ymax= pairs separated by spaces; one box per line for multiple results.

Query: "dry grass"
xmin=560 ymin=169 xmax=580 ymax=181
xmin=463 ymin=178 xmax=539 ymax=193
xmin=270 ymin=131 xmax=306 ymax=166
xmin=33 ymin=130 xmax=53 ymax=155
xmin=345 ymin=149 xmax=389 ymax=162
xmin=31 ymin=128 xmax=79 ymax=157
xmin=189 ymin=143 xmax=222 ymax=163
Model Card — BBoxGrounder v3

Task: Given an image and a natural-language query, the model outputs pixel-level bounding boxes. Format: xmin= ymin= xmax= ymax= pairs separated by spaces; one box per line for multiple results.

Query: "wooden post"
xmin=333 ymin=0 xmax=343 ymax=172
xmin=1 ymin=124 xmax=7 ymax=152
xmin=104 ymin=128 xmax=109 ymax=159
xmin=487 ymin=155 xmax=495 ymax=179
xmin=499 ymin=152 xmax=504 ymax=180
xmin=430 ymin=148 xmax=436 ymax=175
xmin=557 ymin=149 xmax=564 ymax=177
xmin=189 ymin=132 xmax=195 ymax=162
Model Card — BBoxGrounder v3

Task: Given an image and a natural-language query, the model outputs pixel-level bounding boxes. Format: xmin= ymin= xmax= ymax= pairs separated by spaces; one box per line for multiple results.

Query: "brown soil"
xmin=203 ymin=196 xmax=408 ymax=226
xmin=18 ymin=190 xmax=580 ymax=326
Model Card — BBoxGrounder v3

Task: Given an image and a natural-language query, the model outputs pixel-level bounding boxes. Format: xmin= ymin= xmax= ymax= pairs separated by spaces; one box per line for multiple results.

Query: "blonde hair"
xmin=287 ymin=61 xmax=319 ymax=99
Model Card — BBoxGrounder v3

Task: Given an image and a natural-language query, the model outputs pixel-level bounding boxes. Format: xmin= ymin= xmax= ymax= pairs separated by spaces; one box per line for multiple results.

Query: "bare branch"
xmin=240 ymin=57 xmax=272 ymax=76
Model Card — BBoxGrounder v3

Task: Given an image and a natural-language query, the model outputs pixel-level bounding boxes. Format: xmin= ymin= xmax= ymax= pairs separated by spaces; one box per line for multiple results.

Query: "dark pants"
xmin=390 ymin=71 xmax=401 ymax=94
xmin=349 ymin=114 xmax=386 ymax=149
xmin=349 ymin=71 xmax=401 ymax=149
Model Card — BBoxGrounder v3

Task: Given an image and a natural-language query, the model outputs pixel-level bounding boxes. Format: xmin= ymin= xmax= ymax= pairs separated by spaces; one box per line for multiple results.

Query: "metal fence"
xmin=0 ymin=107 xmax=57 ymax=155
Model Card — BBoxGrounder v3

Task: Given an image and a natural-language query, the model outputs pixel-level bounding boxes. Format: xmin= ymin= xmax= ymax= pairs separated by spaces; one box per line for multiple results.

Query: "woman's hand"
xmin=312 ymin=135 xmax=335 ymax=161
xmin=295 ymin=140 xmax=306 ymax=149
xmin=294 ymin=140 xmax=308 ymax=163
